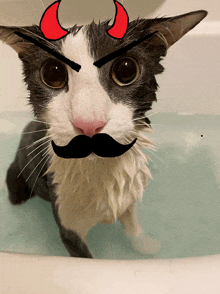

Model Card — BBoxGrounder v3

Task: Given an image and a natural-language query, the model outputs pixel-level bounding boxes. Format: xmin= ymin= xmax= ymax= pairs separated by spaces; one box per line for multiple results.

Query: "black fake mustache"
xmin=51 ymin=133 xmax=137 ymax=158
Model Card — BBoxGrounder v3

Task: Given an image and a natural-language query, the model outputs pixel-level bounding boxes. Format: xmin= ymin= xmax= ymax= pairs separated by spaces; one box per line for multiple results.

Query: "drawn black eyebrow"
xmin=93 ymin=31 xmax=158 ymax=68
xmin=14 ymin=31 xmax=81 ymax=72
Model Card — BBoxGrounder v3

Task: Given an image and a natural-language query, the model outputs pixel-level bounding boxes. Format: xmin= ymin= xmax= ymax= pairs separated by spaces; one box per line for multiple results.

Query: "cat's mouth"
xmin=51 ymin=133 xmax=137 ymax=159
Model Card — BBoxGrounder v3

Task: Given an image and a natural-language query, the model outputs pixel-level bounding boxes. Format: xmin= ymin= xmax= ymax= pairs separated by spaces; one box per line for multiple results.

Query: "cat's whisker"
xmin=135 ymin=124 xmax=150 ymax=131
xmin=133 ymin=111 xmax=159 ymax=121
xmin=135 ymin=122 xmax=170 ymax=128
xmin=133 ymin=116 xmax=147 ymax=121
xmin=19 ymin=117 xmax=48 ymax=124
xmin=41 ymin=147 xmax=51 ymax=157
xmin=25 ymin=147 xmax=51 ymax=182
xmin=27 ymin=138 xmax=51 ymax=156
xmin=26 ymin=134 xmax=54 ymax=149
xmin=21 ymin=129 xmax=49 ymax=134
xmin=135 ymin=118 xmax=150 ymax=124
xmin=17 ymin=145 xmax=49 ymax=178
xmin=129 ymin=124 xmax=163 ymax=144
xmin=147 ymin=111 xmax=160 ymax=117
xmin=17 ymin=134 xmax=53 ymax=151
xmin=134 ymin=128 xmax=165 ymax=145
xmin=148 ymin=138 xmax=163 ymax=145
xmin=41 ymin=145 xmax=53 ymax=160
xmin=131 ymin=146 xmax=149 ymax=165
xmin=151 ymin=124 xmax=173 ymax=127
xmin=136 ymin=121 xmax=152 ymax=129
xmin=134 ymin=123 xmax=151 ymax=128
xmin=0 ymin=115 xmax=51 ymax=126
xmin=29 ymin=153 xmax=50 ymax=198
xmin=146 ymin=149 xmax=167 ymax=167
xmin=133 ymin=117 xmax=148 ymax=122
xmin=135 ymin=134 xmax=162 ymax=145
xmin=129 ymin=126 xmax=164 ymax=145
xmin=126 ymin=129 xmax=161 ymax=152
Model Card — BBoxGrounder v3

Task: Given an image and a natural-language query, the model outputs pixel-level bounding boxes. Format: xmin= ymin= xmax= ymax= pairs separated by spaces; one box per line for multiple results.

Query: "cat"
xmin=0 ymin=9 xmax=207 ymax=258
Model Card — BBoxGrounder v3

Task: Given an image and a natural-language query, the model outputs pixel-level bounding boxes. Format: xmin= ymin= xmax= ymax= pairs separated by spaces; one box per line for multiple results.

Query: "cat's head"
xmin=0 ymin=10 xmax=207 ymax=159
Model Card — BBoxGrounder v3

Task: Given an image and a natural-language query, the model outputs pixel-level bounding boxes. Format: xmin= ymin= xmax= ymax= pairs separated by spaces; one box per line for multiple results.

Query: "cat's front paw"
xmin=127 ymin=230 xmax=161 ymax=255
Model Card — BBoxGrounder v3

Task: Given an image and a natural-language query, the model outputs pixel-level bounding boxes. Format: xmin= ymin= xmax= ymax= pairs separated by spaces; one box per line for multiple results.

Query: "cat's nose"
xmin=73 ymin=118 xmax=106 ymax=137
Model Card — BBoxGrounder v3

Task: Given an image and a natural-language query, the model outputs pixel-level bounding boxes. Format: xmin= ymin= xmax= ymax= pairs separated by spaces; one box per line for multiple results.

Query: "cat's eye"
xmin=111 ymin=57 xmax=140 ymax=86
xmin=40 ymin=59 xmax=68 ymax=89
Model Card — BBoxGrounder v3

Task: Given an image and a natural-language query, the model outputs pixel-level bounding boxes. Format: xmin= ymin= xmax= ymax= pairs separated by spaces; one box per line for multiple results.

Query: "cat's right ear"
xmin=0 ymin=25 xmax=42 ymax=57
xmin=0 ymin=26 xmax=30 ymax=54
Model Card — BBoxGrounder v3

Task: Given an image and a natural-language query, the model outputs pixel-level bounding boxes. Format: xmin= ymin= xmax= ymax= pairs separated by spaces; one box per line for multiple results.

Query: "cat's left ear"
xmin=148 ymin=10 xmax=207 ymax=49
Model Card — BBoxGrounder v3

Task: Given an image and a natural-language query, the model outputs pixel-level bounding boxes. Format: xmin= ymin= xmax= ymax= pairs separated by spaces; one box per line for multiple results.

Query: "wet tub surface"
xmin=0 ymin=111 xmax=220 ymax=260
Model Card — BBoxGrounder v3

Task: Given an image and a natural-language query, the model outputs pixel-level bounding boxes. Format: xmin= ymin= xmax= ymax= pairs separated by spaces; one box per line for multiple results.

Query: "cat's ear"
xmin=148 ymin=10 xmax=207 ymax=49
xmin=0 ymin=25 xmax=41 ymax=55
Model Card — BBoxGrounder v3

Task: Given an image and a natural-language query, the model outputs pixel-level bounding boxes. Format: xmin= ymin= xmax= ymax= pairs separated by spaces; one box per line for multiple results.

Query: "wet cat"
xmin=0 ymin=9 xmax=207 ymax=257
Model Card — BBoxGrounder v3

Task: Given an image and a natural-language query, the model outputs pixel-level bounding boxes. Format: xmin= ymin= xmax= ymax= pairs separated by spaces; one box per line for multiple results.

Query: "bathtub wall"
xmin=149 ymin=0 xmax=220 ymax=115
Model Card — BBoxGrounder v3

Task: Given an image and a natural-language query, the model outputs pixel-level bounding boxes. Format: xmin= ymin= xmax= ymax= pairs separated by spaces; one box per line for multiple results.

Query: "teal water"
xmin=0 ymin=112 xmax=220 ymax=260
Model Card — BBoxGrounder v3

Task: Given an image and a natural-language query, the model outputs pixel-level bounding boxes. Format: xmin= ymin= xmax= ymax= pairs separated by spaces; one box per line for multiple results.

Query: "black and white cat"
xmin=0 ymin=9 xmax=207 ymax=258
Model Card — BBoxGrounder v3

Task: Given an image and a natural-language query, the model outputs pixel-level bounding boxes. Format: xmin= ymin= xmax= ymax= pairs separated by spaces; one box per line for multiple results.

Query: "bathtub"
xmin=1 ymin=0 xmax=220 ymax=292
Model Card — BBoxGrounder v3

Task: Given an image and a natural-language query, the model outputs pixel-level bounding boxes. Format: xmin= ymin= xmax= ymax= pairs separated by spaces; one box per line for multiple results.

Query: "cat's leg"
xmin=59 ymin=226 xmax=93 ymax=258
xmin=6 ymin=159 xmax=36 ymax=205
xmin=57 ymin=216 xmax=95 ymax=258
xmin=6 ymin=121 xmax=49 ymax=205
xmin=48 ymin=189 xmax=94 ymax=258
xmin=56 ymin=217 xmax=93 ymax=258
xmin=119 ymin=202 xmax=161 ymax=255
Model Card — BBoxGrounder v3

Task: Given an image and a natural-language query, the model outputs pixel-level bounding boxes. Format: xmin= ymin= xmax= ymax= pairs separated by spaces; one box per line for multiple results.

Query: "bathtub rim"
xmin=1 ymin=251 xmax=220 ymax=293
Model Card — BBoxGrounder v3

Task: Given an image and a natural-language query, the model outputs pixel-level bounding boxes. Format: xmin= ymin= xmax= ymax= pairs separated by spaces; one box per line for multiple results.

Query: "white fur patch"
xmin=43 ymin=27 xmax=155 ymax=240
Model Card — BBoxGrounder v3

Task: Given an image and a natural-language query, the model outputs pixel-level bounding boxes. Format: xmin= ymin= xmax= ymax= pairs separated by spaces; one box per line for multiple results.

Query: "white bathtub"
xmin=1 ymin=0 xmax=220 ymax=292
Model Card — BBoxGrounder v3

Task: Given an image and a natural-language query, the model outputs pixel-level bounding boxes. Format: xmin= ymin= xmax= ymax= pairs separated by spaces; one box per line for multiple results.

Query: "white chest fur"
xmin=46 ymin=138 xmax=153 ymax=240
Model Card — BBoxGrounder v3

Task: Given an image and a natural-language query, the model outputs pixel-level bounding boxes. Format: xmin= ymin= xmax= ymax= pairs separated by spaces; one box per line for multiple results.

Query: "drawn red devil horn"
xmin=40 ymin=0 xmax=69 ymax=40
xmin=107 ymin=0 xmax=129 ymax=39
